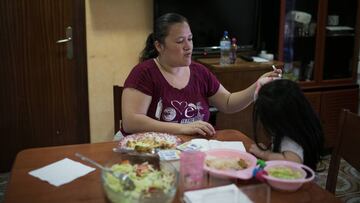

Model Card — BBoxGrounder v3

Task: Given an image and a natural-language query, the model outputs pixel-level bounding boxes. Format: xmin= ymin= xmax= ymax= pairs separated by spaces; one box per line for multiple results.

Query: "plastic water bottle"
xmin=229 ymin=37 xmax=237 ymax=64
xmin=220 ymin=31 xmax=231 ymax=65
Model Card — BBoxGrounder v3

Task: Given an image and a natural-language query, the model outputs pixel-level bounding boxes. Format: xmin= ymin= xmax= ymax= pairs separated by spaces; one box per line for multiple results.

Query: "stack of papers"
xmin=177 ymin=139 xmax=246 ymax=152
xmin=159 ymin=139 xmax=246 ymax=161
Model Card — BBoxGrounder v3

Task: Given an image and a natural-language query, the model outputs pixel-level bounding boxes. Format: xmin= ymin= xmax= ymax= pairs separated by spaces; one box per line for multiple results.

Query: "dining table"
xmin=3 ymin=129 xmax=341 ymax=203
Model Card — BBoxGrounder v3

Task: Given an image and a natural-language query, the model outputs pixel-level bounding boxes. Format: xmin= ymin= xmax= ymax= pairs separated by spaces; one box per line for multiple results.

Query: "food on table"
xmin=103 ymin=160 xmax=175 ymax=200
xmin=118 ymin=132 xmax=181 ymax=153
xmin=267 ymin=166 xmax=303 ymax=179
xmin=205 ymin=156 xmax=249 ymax=170
xmin=127 ymin=139 xmax=174 ymax=153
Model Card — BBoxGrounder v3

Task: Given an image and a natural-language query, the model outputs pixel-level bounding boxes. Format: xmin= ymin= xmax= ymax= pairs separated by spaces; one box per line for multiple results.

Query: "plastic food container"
xmin=203 ymin=149 xmax=258 ymax=180
xmin=262 ymin=160 xmax=315 ymax=191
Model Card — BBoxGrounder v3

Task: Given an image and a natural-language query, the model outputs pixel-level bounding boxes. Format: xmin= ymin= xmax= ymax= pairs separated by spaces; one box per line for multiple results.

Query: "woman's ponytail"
xmin=139 ymin=33 xmax=158 ymax=62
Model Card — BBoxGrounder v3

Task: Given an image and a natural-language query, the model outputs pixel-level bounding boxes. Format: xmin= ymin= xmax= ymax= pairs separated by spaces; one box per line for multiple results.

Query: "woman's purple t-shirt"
xmin=124 ymin=59 xmax=220 ymax=126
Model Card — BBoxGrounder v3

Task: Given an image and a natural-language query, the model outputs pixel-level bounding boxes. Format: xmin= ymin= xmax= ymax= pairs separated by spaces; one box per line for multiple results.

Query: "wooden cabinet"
xmin=278 ymin=0 xmax=360 ymax=84
xmin=278 ymin=0 xmax=359 ymax=85
xmin=278 ymin=0 xmax=360 ymax=148
xmin=196 ymin=0 xmax=359 ymax=148
xmin=303 ymin=92 xmax=322 ymax=115
xmin=196 ymin=58 xmax=283 ymax=92
xmin=304 ymin=87 xmax=359 ymax=147
xmin=320 ymin=87 xmax=359 ymax=146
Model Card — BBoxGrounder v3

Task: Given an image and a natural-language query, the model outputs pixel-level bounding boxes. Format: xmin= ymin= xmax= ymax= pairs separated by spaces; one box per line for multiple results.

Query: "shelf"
xmin=326 ymin=33 xmax=355 ymax=37
xmin=326 ymin=26 xmax=355 ymax=37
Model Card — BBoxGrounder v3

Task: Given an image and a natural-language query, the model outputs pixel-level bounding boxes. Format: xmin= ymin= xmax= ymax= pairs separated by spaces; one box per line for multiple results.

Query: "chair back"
xmin=326 ymin=109 xmax=360 ymax=193
xmin=113 ymin=85 xmax=123 ymax=134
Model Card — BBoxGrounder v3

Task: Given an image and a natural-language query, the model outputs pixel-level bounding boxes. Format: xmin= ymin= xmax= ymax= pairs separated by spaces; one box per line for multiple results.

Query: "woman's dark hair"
xmin=252 ymin=79 xmax=324 ymax=170
xmin=139 ymin=13 xmax=188 ymax=62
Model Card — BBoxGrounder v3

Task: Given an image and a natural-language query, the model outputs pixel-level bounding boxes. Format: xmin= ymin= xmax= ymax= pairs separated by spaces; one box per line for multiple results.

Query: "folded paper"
xmin=29 ymin=158 xmax=95 ymax=187
xmin=184 ymin=184 xmax=253 ymax=203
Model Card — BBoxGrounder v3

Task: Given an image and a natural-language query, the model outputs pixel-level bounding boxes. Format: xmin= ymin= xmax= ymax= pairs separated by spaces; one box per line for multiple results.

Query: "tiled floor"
xmin=314 ymin=156 xmax=360 ymax=203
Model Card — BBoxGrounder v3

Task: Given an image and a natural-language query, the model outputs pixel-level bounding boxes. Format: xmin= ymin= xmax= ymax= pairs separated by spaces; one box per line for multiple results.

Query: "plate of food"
xmin=117 ymin=132 xmax=182 ymax=153
xmin=203 ymin=149 xmax=257 ymax=180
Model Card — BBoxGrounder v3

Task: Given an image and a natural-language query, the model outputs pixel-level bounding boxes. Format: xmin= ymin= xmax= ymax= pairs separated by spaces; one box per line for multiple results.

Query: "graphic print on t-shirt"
xmin=161 ymin=100 xmax=204 ymax=123
xmin=155 ymin=98 xmax=163 ymax=120
xmin=162 ymin=107 xmax=176 ymax=121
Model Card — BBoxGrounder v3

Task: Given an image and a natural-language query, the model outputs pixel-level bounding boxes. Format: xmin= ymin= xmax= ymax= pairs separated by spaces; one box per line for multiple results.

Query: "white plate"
xmin=117 ymin=132 xmax=182 ymax=151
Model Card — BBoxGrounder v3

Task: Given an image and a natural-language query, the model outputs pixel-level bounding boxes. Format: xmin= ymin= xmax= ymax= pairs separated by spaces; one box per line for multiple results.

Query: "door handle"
xmin=56 ymin=37 xmax=72 ymax=43
xmin=57 ymin=26 xmax=73 ymax=59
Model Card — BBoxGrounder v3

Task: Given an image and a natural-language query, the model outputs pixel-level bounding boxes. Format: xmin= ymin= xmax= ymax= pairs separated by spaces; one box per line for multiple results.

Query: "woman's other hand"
xmin=182 ymin=121 xmax=215 ymax=137
xmin=249 ymin=143 xmax=269 ymax=160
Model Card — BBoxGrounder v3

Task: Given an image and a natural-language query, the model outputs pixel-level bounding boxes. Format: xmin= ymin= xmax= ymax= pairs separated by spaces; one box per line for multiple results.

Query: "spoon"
xmin=75 ymin=153 xmax=135 ymax=190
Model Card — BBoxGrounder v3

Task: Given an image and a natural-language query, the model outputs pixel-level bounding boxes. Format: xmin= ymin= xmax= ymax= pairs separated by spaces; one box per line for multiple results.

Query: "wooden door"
xmin=0 ymin=0 xmax=89 ymax=172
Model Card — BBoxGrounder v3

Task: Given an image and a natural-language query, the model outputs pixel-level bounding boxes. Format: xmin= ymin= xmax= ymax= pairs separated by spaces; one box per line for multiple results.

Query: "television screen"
xmin=154 ymin=0 xmax=261 ymax=55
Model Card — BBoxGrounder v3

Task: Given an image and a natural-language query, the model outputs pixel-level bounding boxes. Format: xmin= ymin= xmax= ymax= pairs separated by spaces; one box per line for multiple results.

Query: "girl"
xmin=249 ymin=79 xmax=324 ymax=170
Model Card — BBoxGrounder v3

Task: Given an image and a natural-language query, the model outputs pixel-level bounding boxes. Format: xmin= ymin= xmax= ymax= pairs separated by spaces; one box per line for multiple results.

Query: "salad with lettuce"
xmin=267 ymin=166 xmax=303 ymax=180
xmin=103 ymin=160 xmax=176 ymax=203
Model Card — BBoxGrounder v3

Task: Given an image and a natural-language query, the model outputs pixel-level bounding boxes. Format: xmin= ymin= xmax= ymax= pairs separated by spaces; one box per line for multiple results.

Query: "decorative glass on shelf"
xmin=282 ymin=0 xmax=318 ymax=82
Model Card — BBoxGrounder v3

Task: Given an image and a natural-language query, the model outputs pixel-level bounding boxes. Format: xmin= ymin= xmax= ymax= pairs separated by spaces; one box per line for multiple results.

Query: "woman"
xmin=122 ymin=13 xmax=281 ymax=136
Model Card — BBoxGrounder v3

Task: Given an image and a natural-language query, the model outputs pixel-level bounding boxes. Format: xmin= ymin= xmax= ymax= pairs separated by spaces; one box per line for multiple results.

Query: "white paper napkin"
xmin=184 ymin=184 xmax=253 ymax=203
xmin=29 ymin=158 xmax=95 ymax=187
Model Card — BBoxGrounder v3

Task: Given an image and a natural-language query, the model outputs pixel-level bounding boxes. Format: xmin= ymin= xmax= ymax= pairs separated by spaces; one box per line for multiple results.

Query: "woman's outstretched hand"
xmin=182 ymin=121 xmax=215 ymax=137
xmin=254 ymin=67 xmax=283 ymax=100
xmin=261 ymin=66 xmax=282 ymax=79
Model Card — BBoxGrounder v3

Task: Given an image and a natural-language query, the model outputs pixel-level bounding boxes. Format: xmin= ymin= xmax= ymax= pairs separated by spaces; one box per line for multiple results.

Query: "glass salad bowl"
xmin=101 ymin=153 xmax=178 ymax=203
